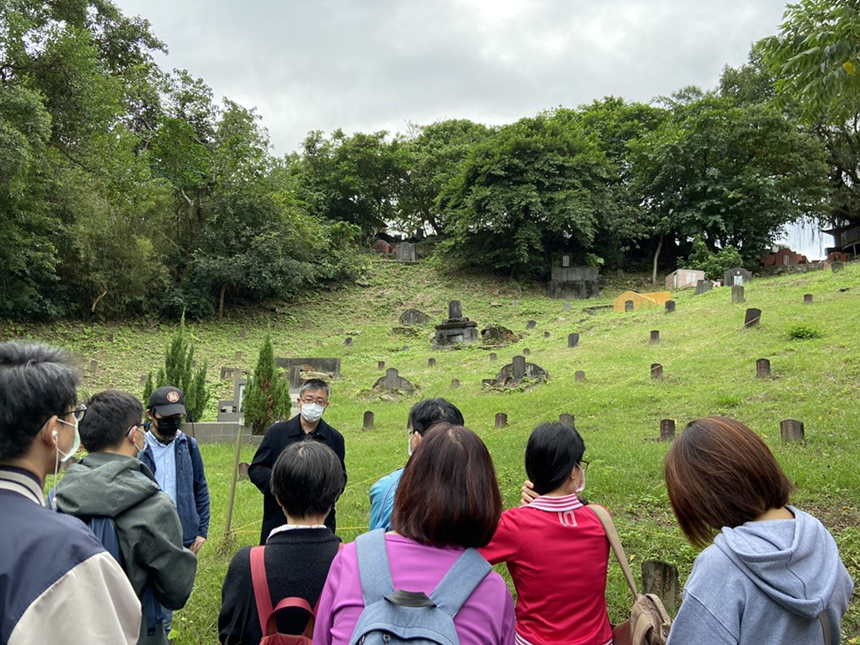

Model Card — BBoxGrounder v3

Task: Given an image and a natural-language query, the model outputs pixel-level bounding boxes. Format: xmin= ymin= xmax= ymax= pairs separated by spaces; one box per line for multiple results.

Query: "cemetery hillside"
xmin=5 ymin=257 xmax=860 ymax=643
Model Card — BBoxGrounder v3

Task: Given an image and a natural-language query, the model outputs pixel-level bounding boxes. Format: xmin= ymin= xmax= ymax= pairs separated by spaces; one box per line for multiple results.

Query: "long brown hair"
xmin=392 ymin=424 xmax=502 ymax=548
xmin=664 ymin=416 xmax=794 ymax=548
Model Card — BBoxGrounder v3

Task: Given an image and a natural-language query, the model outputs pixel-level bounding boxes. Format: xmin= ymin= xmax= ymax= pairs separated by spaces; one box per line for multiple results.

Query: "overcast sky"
xmin=113 ymin=0 xmax=829 ymax=258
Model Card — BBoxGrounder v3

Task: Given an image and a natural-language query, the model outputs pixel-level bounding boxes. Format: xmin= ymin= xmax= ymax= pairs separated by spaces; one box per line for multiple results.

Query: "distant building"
xmin=761 ymin=247 xmax=809 ymax=267
xmin=823 ymin=217 xmax=860 ymax=258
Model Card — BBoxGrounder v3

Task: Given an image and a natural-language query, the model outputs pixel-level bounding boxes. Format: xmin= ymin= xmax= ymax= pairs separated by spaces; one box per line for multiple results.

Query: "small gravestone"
xmin=108 ymin=333 xmax=115 ymax=343
xmin=575 ymin=370 xmax=585 ymax=382
xmin=395 ymin=242 xmax=417 ymax=263
xmin=744 ymin=308 xmax=761 ymax=328
xmin=831 ymin=261 xmax=844 ymax=273
xmin=89 ymin=360 xmax=98 ymax=373
xmin=490 ymin=356 xmax=549 ymax=389
xmin=489 ymin=353 xmax=497 ymax=361
xmin=512 ymin=356 xmax=526 ymax=381
xmin=665 ymin=300 xmax=676 ymax=313
xmin=378 ymin=361 xmax=385 ymax=370
xmin=756 ymin=358 xmax=771 ymax=379
xmin=642 ymin=561 xmax=680 ymax=613
xmin=363 ymin=411 xmax=375 ymax=430
xmin=731 ymin=285 xmax=745 ymax=303
xmin=803 ymin=294 xmax=813 ymax=304
xmin=139 ymin=374 xmax=147 ymax=386
xmin=384 ymin=369 xmax=399 ymax=390
xmin=451 ymin=378 xmax=460 ymax=388
xmin=559 ymin=413 xmax=575 ymax=427
xmin=650 ymin=330 xmax=660 ymax=344
xmin=568 ymin=333 xmax=580 ymax=348
xmin=694 ymin=280 xmax=714 ymax=296
xmin=651 ymin=363 xmax=663 ymax=379
xmin=660 ymin=419 xmax=675 ymax=441
xmin=449 ymin=300 xmax=462 ymax=318
xmin=316 ymin=340 xmax=323 ymax=347
xmin=563 ymin=302 xmax=571 ymax=311
xmin=723 ymin=267 xmax=752 ymax=287
xmin=526 ymin=320 xmax=536 ymax=330
xmin=562 ymin=254 xmax=571 ymax=268
xmin=373 ymin=368 xmax=416 ymax=396
xmin=625 ymin=300 xmax=634 ymax=312
xmin=235 ymin=351 xmax=242 ymax=362
xmin=428 ymin=358 xmax=436 ymax=367
xmin=238 ymin=462 xmax=250 ymax=480
xmin=495 ymin=413 xmax=508 ymax=428
xmin=543 ymin=331 xmax=551 ymax=338
xmin=239 ymin=329 xmax=246 ymax=340
xmin=344 ymin=337 xmax=353 ymax=346
xmin=400 ymin=309 xmax=431 ymax=326
xmin=523 ymin=348 xmax=530 ymax=356
xmin=780 ymin=419 xmax=804 ymax=442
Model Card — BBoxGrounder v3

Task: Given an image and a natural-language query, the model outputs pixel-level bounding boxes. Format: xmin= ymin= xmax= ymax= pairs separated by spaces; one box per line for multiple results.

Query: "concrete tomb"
xmin=665 ymin=269 xmax=705 ymax=290
xmin=487 ymin=355 xmax=548 ymax=389
xmin=433 ymin=301 xmax=479 ymax=349
xmin=373 ymin=368 xmax=416 ymax=396
xmin=547 ymin=261 xmax=600 ymax=299
xmin=724 ymin=267 xmax=752 ymax=287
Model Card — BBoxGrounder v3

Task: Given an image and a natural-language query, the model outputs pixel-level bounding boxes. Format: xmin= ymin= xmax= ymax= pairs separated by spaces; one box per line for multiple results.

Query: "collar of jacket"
xmin=0 ymin=465 xmax=45 ymax=506
xmin=285 ymin=414 xmax=333 ymax=440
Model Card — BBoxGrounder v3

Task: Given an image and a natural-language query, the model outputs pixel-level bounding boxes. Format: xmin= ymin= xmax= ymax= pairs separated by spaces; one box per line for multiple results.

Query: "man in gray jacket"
xmin=55 ymin=390 xmax=197 ymax=645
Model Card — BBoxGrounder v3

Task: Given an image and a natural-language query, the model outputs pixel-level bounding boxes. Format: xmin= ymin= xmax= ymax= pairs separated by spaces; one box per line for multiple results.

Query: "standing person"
xmin=664 ymin=417 xmax=854 ymax=645
xmin=219 ymin=441 xmax=344 ymax=644
xmin=369 ymin=398 xmax=463 ymax=531
xmin=249 ymin=379 xmax=345 ymax=544
xmin=314 ymin=424 xmax=515 ymax=645
xmin=140 ymin=386 xmax=210 ymax=554
xmin=0 ymin=342 xmax=141 ymax=645
xmin=55 ymin=390 xmax=198 ymax=645
xmin=480 ymin=422 xmax=612 ymax=645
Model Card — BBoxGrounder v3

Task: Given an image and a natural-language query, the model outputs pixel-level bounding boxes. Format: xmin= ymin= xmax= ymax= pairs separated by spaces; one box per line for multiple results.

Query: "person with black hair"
xmin=249 ymin=379 xmax=346 ymax=544
xmin=0 ymin=342 xmax=141 ymax=644
xmin=219 ymin=441 xmax=345 ymax=644
xmin=54 ymin=390 xmax=198 ymax=645
xmin=480 ymin=422 xmax=614 ymax=644
xmin=368 ymin=398 xmax=464 ymax=531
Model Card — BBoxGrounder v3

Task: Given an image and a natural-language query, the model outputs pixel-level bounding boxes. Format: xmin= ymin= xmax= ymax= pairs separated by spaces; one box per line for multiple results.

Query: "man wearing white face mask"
xmin=249 ymin=379 xmax=346 ymax=544
xmin=0 ymin=342 xmax=141 ymax=645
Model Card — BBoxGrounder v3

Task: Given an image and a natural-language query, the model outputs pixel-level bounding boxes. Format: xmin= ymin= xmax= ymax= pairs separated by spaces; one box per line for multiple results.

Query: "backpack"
xmin=348 ymin=529 xmax=491 ymax=645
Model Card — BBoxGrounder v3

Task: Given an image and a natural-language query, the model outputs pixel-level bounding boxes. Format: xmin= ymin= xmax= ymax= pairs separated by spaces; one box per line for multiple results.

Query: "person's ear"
xmin=145 ymin=410 xmax=153 ymax=421
xmin=413 ymin=432 xmax=422 ymax=448
xmin=323 ymin=400 xmax=330 ymax=409
xmin=41 ymin=416 xmax=60 ymax=447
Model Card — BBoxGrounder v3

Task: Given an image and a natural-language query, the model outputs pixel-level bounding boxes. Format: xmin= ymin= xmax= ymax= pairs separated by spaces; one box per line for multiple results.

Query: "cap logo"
xmin=166 ymin=391 xmax=180 ymax=403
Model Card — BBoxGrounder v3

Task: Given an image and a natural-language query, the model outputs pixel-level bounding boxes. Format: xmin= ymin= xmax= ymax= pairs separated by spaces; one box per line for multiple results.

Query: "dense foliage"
xmin=242 ymin=334 xmax=291 ymax=435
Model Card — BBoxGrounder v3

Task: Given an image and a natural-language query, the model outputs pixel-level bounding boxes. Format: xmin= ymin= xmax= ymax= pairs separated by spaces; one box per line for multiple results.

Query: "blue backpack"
xmin=349 ymin=530 xmax=491 ymax=645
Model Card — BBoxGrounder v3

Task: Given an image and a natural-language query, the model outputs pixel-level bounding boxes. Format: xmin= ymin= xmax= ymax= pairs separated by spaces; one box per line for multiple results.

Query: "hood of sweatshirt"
xmin=714 ymin=507 xmax=844 ymax=619
xmin=55 ymin=452 xmax=161 ymax=518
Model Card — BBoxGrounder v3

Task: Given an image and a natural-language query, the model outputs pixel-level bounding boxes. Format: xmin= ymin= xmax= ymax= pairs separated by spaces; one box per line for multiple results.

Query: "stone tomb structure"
xmin=724 ymin=267 xmax=752 ymax=286
xmin=372 ymin=368 xmax=416 ymax=397
xmin=274 ymin=357 xmax=341 ymax=416
xmin=612 ymin=291 xmax=671 ymax=312
xmin=547 ymin=256 xmax=600 ymax=299
xmin=487 ymin=355 xmax=548 ymax=389
xmin=217 ymin=377 xmax=247 ymax=422
xmin=481 ymin=324 xmax=519 ymax=345
xmin=665 ymin=269 xmax=705 ymax=290
xmin=394 ymin=242 xmax=417 ymax=263
xmin=433 ymin=301 xmax=479 ymax=350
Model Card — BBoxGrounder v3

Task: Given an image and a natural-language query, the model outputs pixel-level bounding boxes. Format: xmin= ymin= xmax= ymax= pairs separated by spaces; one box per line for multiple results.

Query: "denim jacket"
xmin=140 ymin=432 xmax=210 ymax=547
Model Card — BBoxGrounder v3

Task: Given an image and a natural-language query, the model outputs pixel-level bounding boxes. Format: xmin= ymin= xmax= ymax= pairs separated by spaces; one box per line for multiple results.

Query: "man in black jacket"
xmin=248 ymin=379 xmax=346 ymax=544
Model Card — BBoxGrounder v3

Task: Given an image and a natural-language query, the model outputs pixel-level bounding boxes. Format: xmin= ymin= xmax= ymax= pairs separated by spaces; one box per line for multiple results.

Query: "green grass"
xmin=4 ymin=258 xmax=860 ymax=643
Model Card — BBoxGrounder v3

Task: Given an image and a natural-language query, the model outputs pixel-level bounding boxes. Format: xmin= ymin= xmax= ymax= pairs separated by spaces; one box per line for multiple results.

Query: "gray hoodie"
xmin=55 ymin=452 xmax=197 ymax=645
xmin=667 ymin=507 xmax=854 ymax=645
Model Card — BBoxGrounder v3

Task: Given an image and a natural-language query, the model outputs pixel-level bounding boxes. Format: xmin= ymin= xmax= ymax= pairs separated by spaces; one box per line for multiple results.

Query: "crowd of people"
xmin=0 ymin=340 xmax=854 ymax=645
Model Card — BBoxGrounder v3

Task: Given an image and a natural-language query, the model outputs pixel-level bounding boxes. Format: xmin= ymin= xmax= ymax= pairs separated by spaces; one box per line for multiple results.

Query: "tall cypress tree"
xmin=243 ymin=334 xmax=290 ymax=434
xmin=155 ymin=313 xmax=210 ymax=421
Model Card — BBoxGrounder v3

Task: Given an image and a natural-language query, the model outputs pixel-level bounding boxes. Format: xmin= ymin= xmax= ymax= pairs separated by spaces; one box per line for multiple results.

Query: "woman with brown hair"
xmin=664 ymin=417 xmax=853 ymax=644
xmin=313 ymin=424 xmax=515 ymax=645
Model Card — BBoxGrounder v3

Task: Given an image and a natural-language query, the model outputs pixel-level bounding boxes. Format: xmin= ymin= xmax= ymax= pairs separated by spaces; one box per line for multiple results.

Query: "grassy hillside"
xmin=4 ymin=258 xmax=859 ymax=642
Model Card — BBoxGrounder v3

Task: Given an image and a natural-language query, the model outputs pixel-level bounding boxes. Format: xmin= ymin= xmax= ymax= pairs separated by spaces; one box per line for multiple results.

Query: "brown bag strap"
xmin=589 ymin=504 xmax=639 ymax=602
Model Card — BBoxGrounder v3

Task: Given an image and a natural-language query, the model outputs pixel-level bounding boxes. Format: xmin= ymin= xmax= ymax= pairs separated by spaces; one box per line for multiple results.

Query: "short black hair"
xmin=80 ymin=391 xmax=143 ymax=453
xmin=299 ymin=379 xmax=330 ymax=399
xmin=270 ymin=441 xmax=344 ymax=518
xmin=525 ymin=422 xmax=586 ymax=495
xmin=0 ymin=342 xmax=79 ymax=461
xmin=408 ymin=398 xmax=464 ymax=436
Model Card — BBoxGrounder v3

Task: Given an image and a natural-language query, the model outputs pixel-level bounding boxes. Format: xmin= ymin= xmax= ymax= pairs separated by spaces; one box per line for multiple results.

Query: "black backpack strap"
xmin=355 ymin=529 xmax=395 ymax=607
xmin=429 ymin=548 xmax=491 ymax=618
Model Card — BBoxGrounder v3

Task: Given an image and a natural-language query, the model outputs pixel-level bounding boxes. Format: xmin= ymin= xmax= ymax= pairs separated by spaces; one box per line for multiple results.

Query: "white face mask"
xmin=576 ymin=465 xmax=586 ymax=493
xmin=55 ymin=417 xmax=80 ymax=463
xmin=301 ymin=403 xmax=325 ymax=424
xmin=408 ymin=434 xmax=415 ymax=457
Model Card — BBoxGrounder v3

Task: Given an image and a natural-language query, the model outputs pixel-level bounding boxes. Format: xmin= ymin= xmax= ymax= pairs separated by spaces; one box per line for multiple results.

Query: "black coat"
xmin=248 ymin=415 xmax=346 ymax=544
xmin=218 ymin=527 xmax=341 ymax=644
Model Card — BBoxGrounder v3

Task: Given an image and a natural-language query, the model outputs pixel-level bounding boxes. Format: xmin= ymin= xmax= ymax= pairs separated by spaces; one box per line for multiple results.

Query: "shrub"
xmin=788 ymin=324 xmax=823 ymax=340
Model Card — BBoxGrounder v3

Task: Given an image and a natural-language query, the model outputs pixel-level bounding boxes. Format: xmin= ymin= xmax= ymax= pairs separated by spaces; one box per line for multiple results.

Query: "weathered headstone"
xmin=239 ymin=329 xmax=246 ymax=340
xmin=449 ymin=300 xmax=463 ymax=319
xmin=731 ymin=285 xmax=745 ymax=303
xmin=660 ymin=419 xmax=675 ymax=441
xmin=344 ymin=337 xmax=353 ymax=346
xmin=238 ymin=462 xmax=250 ymax=481
xmin=400 ymin=309 xmax=431 ymax=326
xmin=543 ymin=331 xmax=551 ymax=338
xmin=568 ymin=333 xmax=580 ymax=348
xmin=650 ymin=330 xmax=660 ymax=344
xmin=756 ymin=358 xmax=771 ymax=379
xmin=562 ymin=254 xmax=571 ymax=268
xmin=108 ymin=333 xmax=115 ymax=343
xmin=235 ymin=351 xmax=242 ymax=362
xmin=831 ymin=261 xmax=844 ymax=273
xmin=451 ymin=378 xmax=460 ymax=388
xmin=526 ymin=320 xmax=536 ymax=330
xmin=495 ymin=413 xmax=508 ymax=428
xmin=548 ymin=265 xmax=601 ymax=299
xmin=803 ymin=294 xmax=813 ymax=304
xmin=642 ymin=561 xmax=680 ymax=613
xmin=433 ymin=301 xmax=479 ymax=349
xmin=378 ymin=361 xmax=385 ymax=370
xmin=489 ymin=353 xmax=497 ymax=361
xmin=665 ymin=300 xmax=676 ymax=313
xmin=523 ymin=348 xmax=530 ymax=356
xmin=625 ymin=300 xmax=634 ymax=312
xmin=651 ymin=363 xmax=663 ymax=379
xmin=363 ymin=411 xmax=374 ymax=430
xmin=744 ymin=308 xmax=762 ymax=328
xmin=694 ymin=280 xmax=714 ymax=296
xmin=575 ymin=370 xmax=585 ymax=382
xmin=395 ymin=242 xmax=417 ymax=263
xmin=723 ymin=267 xmax=752 ymax=287
xmin=89 ymin=360 xmax=98 ymax=373
xmin=373 ymin=368 xmax=416 ymax=396
xmin=512 ymin=356 xmax=526 ymax=381
xmin=559 ymin=413 xmax=575 ymax=427
xmin=384 ymin=368 xmax=400 ymax=390
xmin=428 ymin=358 xmax=436 ymax=367
xmin=780 ymin=419 xmax=804 ymax=442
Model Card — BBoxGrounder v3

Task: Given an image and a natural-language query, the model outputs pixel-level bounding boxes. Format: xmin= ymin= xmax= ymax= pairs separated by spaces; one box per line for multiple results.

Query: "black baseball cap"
xmin=148 ymin=386 xmax=186 ymax=417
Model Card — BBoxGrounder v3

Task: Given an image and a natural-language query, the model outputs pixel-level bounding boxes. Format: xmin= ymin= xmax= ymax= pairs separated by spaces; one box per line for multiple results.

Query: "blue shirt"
xmin=368 ymin=468 xmax=404 ymax=531
xmin=145 ymin=431 xmax=178 ymax=504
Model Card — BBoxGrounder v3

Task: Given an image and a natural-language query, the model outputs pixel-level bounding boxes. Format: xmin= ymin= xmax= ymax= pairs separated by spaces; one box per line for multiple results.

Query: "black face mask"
xmin=154 ymin=416 xmax=182 ymax=441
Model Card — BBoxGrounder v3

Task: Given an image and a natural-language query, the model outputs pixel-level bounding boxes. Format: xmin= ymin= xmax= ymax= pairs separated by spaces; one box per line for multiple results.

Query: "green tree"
xmin=683 ymin=236 xmax=745 ymax=280
xmin=155 ymin=314 xmax=210 ymax=421
xmin=242 ymin=334 xmax=291 ymax=435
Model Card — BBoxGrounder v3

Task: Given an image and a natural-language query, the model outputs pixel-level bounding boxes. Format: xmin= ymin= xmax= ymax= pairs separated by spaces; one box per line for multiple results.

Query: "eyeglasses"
xmin=65 ymin=405 xmax=87 ymax=422
xmin=300 ymin=397 xmax=327 ymax=406
xmin=578 ymin=459 xmax=590 ymax=474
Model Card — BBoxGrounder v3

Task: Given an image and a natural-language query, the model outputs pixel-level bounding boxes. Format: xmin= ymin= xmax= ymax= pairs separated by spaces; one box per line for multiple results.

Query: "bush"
xmin=242 ymin=334 xmax=291 ymax=434
xmin=788 ymin=324 xmax=823 ymax=340
xmin=683 ymin=236 xmax=745 ymax=281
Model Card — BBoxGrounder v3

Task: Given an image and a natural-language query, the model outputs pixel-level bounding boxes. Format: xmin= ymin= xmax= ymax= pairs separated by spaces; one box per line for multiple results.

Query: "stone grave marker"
xmin=665 ymin=300 xmax=676 ymax=313
xmin=139 ymin=374 xmax=147 ymax=386
xmin=651 ymin=363 xmax=663 ymax=379
xmin=650 ymin=330 xmax=660 ymax=344
xmin=756 ymin=358 xmax=771 ymax=378
xmin=642 ymin=561 xmax=680 ymax=613
xmin=624 ymin=300 xmax=634 ymax=312
xmin=433 ymin=300 xmax=479 ymax=349
xmin=723 ymin=267 xmax=752 ymax=287
xmin=344 ymin=337 xmax=353 ymax=346
xmin=562 ymin=254 xmax=571 ymax=268
xmin=732 ymin=285 xmax=745 ymax=303
xmin=559 ymin=413 xmax=575 ymax=427
xmin=235 ymin=351 xmax=242 ymax=362
xmin=803 ymin=294 xmax=813 ymax=304
xmin=304 ymin=319 xmax=312 ymax=329
xmin=526 ymin=320 xmax=536 ymax=330
xmin=544 ymin=331 xmax=551 ymax=338
xmin=523 ymin=348 xmax=530 ymax=356
xmin=575 ymin=371 xmax=585 ymax=382
xmin=660 ymin=419 xmax=675 ymax=441
xmin=89 ymin=360 xmax=98 ymax=373
xmin=694 ymin=280 xmax=714 ymax=296
xmin=568 ymin=333 xmax=580 ymax=348
xmin=378 ymin=361 xmax=385 ymax=370
xmin=401 ymin=346 xmax=409 ymax=352
xmin=489 ymin=356 xmax=549 ymax=389
xmin=108 ymin=332 xmax=115 ymax=343
xmin=451 ymin=378 xmax=460 ymax=388
xmin=238 ymin=463 xmax=250 ymax=480
xmin=400 ymin=309 xmax=431 ymax=326
xmin=239 ymin=329 xmax=246 ymax=340
xmin=428 ymin=358 xmax=436 ymax=367
xmin=780 ymin=419 xmax=804 ymax=442
xmin=744 ymin=308 xmax=762 ymax=328
xmin=512 ymin=355 xmax=526 ymax=381
xmin=363 ymin=411 xmax=374 ymax=430
xmin=548 ymin=263 xmax=600 ymax=299
xmin=495 ymin=413 xmax=507 ymax=428
xmin=489 ymin=352 xmax=497 ymax=361
xmin=373 ymin=369 xmax=416 ymax=396
xmin=395 ymin=242 xmax=417 ymax=263
xmin=831 ymin=261 xmax=844 ymax=273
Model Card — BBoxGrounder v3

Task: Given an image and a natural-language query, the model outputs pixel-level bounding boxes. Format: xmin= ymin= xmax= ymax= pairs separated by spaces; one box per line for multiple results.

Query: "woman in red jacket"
xmin=481 ymin=422 xmax=613 ymax=645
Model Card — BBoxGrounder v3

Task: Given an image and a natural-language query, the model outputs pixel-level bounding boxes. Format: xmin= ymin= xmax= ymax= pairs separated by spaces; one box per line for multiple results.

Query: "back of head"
xmin=664 ymin=416 xmax=794 ymax=547
xmin=0 ymin=342 xmax=79 ymax=461
xmin=80 ymin=391 xmax=143 ymax=453
xmin=392 ymin=424 xmax=501 ymax=549
xmin=270 ymin=441 xmax=344 ymax=519
xmin=408 ymin=398 xmax=464 ymax=436
xmin=525 ymin=422 xmax=585 ymax=495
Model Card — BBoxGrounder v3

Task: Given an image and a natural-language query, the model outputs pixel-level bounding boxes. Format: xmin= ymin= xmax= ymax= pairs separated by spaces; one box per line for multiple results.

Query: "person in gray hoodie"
xmin=664 ymin=417 xmax=854 ymax=645
xmin=55 ymin=390 xmax=198 ymax=645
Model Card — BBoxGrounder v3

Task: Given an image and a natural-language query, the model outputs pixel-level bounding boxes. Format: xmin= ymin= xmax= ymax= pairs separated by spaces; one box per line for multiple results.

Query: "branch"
xmin=91 ymin=288 xmax=108 ymax=313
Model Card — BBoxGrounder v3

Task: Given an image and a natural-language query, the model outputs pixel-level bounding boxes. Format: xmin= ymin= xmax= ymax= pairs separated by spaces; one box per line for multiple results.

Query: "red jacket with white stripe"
xmin=480 ymin=494 xmax=612 ymax=645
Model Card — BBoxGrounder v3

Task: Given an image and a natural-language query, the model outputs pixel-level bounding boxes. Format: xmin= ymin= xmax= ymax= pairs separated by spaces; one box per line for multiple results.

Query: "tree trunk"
xmin=218 ymin=282 xmax=228 ymax=321
xmin=651 ymin=233 xmax=664 ymax=285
